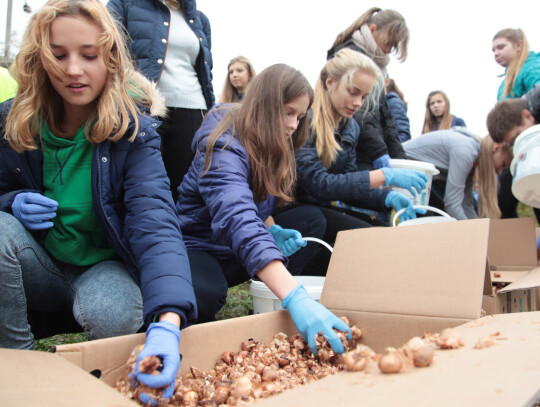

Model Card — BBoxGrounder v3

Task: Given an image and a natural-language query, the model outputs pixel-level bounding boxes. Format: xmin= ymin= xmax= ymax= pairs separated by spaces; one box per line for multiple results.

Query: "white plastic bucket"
xmin=392 ymin=205 xmax=456 ymax=227
xmin=250 ymin=276 xmax=325 ymax=314
xmin=510 ymin=125 xmax=540 ymax=208
xmin=388 ymin=159 xmax=440 ymax=206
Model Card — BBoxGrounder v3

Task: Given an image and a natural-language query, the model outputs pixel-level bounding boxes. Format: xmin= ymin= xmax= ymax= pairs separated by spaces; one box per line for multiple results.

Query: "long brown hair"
xmin=493 ymin=28 xmax=530 ymax=98
xmin=5 ymin=0 xmax=161 ymax=152
xmin=203 ymin=64 xmax=313 ymax=205
xmin=331 ymin=7 xmax=409 ymax=62
xmin=219 ymin=56 xmax=256 ymax=104
xmin=422 ymin=91 xmax=452 ymax=134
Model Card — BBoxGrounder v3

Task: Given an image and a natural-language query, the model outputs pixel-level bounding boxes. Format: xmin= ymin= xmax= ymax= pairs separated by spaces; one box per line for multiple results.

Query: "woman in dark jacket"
xmin=107 ymin=0 xmax=214 ymax=201
xmin=1 ymin=1 xmax=196 ymax=405
xmin=327 ymin=7 xmax=408 ymax=171
xmin=385 ymin=78 xmax=411 ymax=142
xmin=293 ymin=49 xmax=425 ymax=274
xmin=177 ymin=64 xmax=351 ymax=357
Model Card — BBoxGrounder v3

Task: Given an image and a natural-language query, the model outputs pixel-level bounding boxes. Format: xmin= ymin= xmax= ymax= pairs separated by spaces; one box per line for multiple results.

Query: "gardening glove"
xmin=385 ymin=191 xmax=426 ymax=222
xmin=268 ymin=224 xmax=307 ymax=257
xmin=381 ymin=167 xmax=428 ymax=196
xmin=11 ymin=192 xmax=58 ymax=230
xmin=282 ymin=283 xmax=351 ymax=356
xmin=372 ymin=154 xmax=391 ymax=169
xmin=133 ymin=321 xmax=181 ymax=406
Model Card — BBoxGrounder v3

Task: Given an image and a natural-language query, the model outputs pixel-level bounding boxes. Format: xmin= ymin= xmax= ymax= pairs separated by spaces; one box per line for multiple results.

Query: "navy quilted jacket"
xmin=295 ymin=116 xmax=389 ymax=210
xmin=107 ymin=0 xmax=215 ymax=108
xmin=386 ymin=92 xmax=411 ymax=143
xmin=176 ymin=105 xmax=287 ymax=277
xmin=0 ymin=100 xmax=197 ymax=328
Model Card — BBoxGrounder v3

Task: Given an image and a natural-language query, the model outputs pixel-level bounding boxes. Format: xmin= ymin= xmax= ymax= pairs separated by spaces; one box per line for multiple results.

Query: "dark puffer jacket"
xmin=177 ymin=105 xmax=286 ymax=276
xmin=386 ymin=91 xmax=411 ymax=142
xmin=295 ymin=116 xmax=389 ymax=210
xmin=107 ymin=0 xmax=214 ymax=109
xmin=0 ymin=99 xmax=197 ymax=328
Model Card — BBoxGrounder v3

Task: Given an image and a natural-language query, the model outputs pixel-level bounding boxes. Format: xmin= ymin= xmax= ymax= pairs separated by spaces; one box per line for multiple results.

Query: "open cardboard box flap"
xmin=486 ymin=218 xmax=540 ymax=293
xmin=321 ymin=219 xmax=490 ymax=320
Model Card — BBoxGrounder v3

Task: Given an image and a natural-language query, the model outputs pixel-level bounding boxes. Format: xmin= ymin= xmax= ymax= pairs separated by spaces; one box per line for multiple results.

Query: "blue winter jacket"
xmin=497 ymin=51 xmax=540 ymax=100
xmin=107 ymin=0 xmax=215 ymax=109
xmin=0 ymin=100 xmax=197 ymax=328
xmin=177 ymin=105 xmax=287 ymax=277
xmin=385 ymin=92 xmax=410 ymax=143
xmin=295 ymin=116 xmax=389 ymax=210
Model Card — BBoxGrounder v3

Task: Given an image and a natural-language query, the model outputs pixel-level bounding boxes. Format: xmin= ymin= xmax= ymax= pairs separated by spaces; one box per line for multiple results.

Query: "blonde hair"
xmin=332 ymin=7 xmax=409 ymax=62
xmin=5 ymin=0 xmax=161 ymax=152
xmin=493 ymin=28 xmax=530 ymax=98
xmin=219 ymin=56 xmax=256 ymax=104
xmin=477 ymin=136 xmax=510 ymax=219
xmin=311 ymin=48 xmax=383 ymax=167
xmin=422 ymin=91 xmax=452 ymax=134
xmin=203 ymin=64 xmax=313 ymax=205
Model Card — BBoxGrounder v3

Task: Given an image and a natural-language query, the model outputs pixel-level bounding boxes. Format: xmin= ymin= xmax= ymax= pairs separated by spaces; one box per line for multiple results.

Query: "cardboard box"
xmin=7 ymin=219 xmax=540 ymax=405
xmin=483 ymin=218 xmax=540 ymax=314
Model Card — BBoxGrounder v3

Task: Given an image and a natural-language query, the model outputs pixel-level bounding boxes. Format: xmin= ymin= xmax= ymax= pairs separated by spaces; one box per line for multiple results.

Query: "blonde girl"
xmin=292 ymin=48 xmax=426 ymax=271
xmin=0 ymin=1 xmax=196 ymax=404
xmin=219 ymin=56 xmax=256 ymax=103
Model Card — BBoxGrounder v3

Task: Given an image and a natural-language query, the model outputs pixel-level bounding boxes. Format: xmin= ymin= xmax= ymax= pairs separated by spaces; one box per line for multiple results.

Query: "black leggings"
xmin=158 ymin=107 xmax=206 ymax=202
xmin=187 ymin=205 xmax=326 ymax=323
xmin=498 ymin=169 xmax=540 ymax=222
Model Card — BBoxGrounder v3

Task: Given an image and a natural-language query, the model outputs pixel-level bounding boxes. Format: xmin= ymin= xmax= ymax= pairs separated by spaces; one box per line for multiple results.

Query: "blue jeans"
xmin=0 ymin=212 xmax=143 ymax=349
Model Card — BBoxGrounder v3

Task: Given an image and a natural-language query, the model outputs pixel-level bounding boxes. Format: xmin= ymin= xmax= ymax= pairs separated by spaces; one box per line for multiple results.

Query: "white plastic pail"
xmin=392 ymin=205 xmax=457 ymax=227
xmin=388 ymin=159 xmax=440 ymax=206
xmin=510 ymin=125 xmax=540 ymax=208
xmin=250 ymin=276 xmax=325 ymax=314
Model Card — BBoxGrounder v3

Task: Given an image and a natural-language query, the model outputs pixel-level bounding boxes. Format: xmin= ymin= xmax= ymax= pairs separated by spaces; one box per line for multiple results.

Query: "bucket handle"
xmin=303 ymin=237 xmax=333 ymax=253
xmin=392 ymin=205 xmax=452 ymax=227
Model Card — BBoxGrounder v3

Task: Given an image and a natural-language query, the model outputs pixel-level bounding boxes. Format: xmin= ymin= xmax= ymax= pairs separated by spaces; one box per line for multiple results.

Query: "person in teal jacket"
xmin=0 ymin=67 xmax=17 ymax=103
xmin=493 ymin=28 xmax=540 ymax=100
xmin=492 ymin=28 xmax=540 ymax=222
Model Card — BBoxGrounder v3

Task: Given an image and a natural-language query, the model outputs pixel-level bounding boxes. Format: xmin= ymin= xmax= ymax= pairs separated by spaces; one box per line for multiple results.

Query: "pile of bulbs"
xmin=115 ymin=319 xmax=464 ymax=406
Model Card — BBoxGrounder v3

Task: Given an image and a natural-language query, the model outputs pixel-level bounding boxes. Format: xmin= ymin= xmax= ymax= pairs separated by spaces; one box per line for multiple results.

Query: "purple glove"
xmin=133 ymin=321 xmax=181 ymax=406
xmin=11 ymin=192 xmax=58 ymax=230
xmin=372 ymin=154 xmax=391 ymax=169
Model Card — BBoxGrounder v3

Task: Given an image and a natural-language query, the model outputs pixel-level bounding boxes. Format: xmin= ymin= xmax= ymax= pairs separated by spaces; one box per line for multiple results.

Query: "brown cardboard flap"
xmin=322 ymin=219 xmax=490 ymax=320
xmin=488 ymin=218 xmax=538 ymax=267
xmin=499 ymin=266 xmax=540 ymax=293
xmin=490 ymin=269 xmax=529 ymax=283
xmin=252 ymin=312 xmax=540 ymax=407
xmin=0 ymin=349 xmax=138 ymax=407
xmin=56 ymin=332 xmax=145 ymax=386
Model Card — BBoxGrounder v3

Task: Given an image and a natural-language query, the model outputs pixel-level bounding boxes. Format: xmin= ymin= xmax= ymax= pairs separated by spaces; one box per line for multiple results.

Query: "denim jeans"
xmin=0 ymin=212 xmax=143 ymax=349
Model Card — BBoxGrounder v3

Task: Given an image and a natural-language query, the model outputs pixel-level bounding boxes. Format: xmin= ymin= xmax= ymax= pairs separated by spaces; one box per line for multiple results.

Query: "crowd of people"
xmin=0 ymin=0 xmax=539 ymax=404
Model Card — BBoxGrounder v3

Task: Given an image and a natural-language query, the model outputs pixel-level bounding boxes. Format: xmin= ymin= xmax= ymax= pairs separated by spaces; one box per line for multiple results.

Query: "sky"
xmin=3 ymin=0 xmax=540 ymax=137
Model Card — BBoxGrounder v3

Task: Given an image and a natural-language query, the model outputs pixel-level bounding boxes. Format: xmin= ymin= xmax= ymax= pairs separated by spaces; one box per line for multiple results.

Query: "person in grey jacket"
xmin=402 ymin=128 xmax=509 ymax=220
xmin=107 ymin=0 xmax=214 ymax=201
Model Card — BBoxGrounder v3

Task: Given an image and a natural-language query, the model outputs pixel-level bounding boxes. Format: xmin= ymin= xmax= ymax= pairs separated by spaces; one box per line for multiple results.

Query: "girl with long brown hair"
xmin=176 ymin=64 xmax=351 ymax=356
xmin=0 ymin=1 xmax=197 ymax=404
xmin=421 ymin=90 xmax=466 ymax=134
xmin=219 ymin=56 xmax=256 ymax=103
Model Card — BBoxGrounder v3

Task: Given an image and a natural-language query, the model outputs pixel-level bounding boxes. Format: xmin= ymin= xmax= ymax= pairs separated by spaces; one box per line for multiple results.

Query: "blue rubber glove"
xmin=372 ymin=154 xmax=391 ymax=169
xmin=536 ymin=235 xmax=540 ymax=251
xmin=381 ymin=167 xmax=428 ymax=196
xmin=385 ymin=191 xmax=426 ymax=221
xmin=133 ymin=321 xmax=181 ymax=406
xmin=11 ymin=192 xmax=58 ymax=230
xmin=268 ymin=224 xmax=307 ymax=257
xmin=282 ymin=283 xmax=351 ymax=356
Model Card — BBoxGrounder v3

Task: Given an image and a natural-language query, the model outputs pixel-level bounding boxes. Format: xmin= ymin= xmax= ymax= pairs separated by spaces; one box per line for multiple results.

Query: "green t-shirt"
xmin=41 ymin=122 xmax=117 ymax=266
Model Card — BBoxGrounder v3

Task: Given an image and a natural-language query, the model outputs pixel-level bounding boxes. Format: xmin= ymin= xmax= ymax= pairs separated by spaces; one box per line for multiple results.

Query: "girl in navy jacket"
xmin=293 ymin=49 xmax=426 ymax=274
xmin=0 ymin=1 xmax=195 ymax=404
xmin=177 ymin=64 xmax=351 ymax=357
